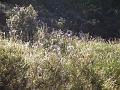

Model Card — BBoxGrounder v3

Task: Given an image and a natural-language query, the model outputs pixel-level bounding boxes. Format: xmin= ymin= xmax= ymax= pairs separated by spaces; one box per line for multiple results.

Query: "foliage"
xmin=0 ymin=1 xmax=120 ymax=90
xmin=7 ymin=5 xmax=38 ymax=42
xmin=0 ymin=39 xmax=28 ymax=90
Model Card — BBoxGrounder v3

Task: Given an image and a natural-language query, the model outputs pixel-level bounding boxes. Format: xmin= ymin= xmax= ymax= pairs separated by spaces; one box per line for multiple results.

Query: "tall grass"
xmin=0 ymin=30 xmax=120 ymax=90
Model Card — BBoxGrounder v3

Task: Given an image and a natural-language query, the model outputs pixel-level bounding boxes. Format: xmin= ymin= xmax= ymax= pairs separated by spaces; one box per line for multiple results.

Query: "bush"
xmin=7 ymin=4 xmax=38 ymax=42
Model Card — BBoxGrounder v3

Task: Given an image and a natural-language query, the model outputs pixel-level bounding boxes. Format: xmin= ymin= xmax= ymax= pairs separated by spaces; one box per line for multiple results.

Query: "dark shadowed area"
xmin=1 ymin=0 xmax=120 ymax=40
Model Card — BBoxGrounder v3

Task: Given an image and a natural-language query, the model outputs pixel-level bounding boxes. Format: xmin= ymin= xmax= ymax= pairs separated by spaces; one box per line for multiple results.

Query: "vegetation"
xmin=1 ymin=0 xmax=120 ymax=39
xmin=6 ymin=5 xmax=38 ymax=42
xmin=0 ymin=30 xmax=120 ymax=90
xmin=0 ymin=1 xmax=120 ymax=90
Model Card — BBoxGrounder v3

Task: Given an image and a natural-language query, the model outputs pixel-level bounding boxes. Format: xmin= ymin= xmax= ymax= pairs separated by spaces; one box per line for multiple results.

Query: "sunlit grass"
xmin=0 ymin=31 xmax=120 ymax=90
